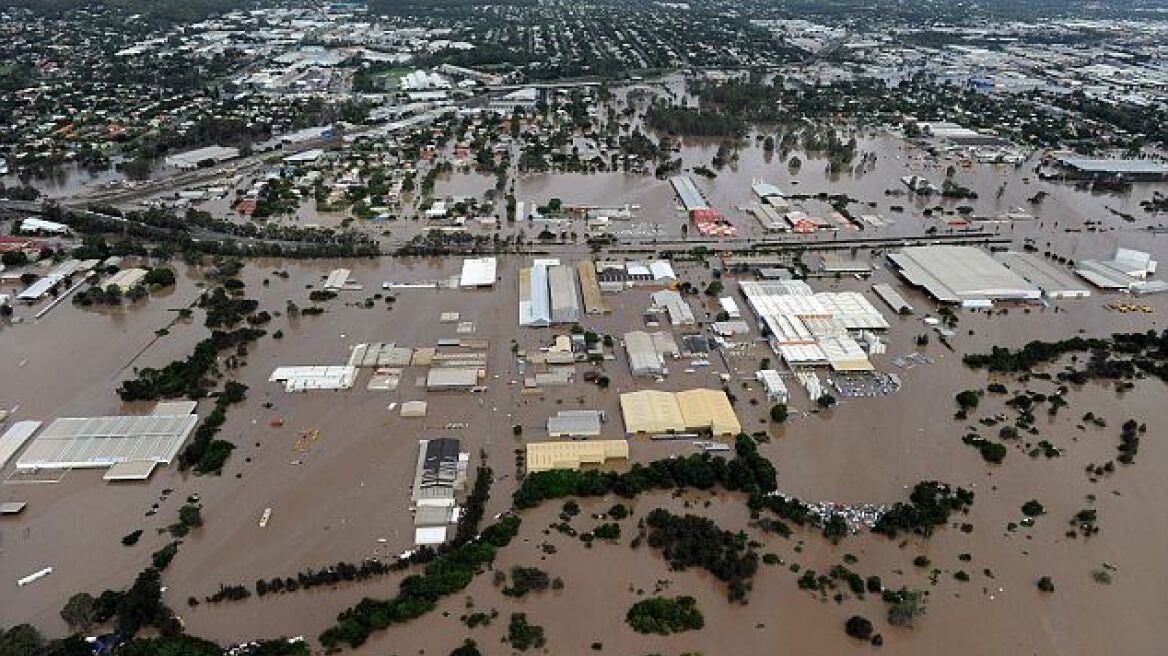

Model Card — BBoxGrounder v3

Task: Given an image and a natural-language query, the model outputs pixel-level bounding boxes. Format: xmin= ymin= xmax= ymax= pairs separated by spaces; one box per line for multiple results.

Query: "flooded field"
xmin=1 ymin=248 xmax=1167 ymax=654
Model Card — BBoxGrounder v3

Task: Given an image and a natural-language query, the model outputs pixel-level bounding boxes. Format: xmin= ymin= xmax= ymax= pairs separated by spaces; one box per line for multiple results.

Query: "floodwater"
xmin=2 ymin=105 xmax=1168 ymax=654
xmin=1 ymin=251 xmax=1167 ymax=655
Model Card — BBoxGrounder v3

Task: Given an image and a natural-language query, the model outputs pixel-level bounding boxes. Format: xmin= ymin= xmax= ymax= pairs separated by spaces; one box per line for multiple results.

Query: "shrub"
xmin=1021 ymin=500 xmax=1045 ymax=517
xmin=625 ymin=596 xmax=704 ymax=635
xmin=844 ymin=615 xmax=873 ymax=640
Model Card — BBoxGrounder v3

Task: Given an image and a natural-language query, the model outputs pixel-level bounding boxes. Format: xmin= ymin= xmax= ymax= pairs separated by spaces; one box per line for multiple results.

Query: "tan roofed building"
xmin=676 ymin=389 xmax=742 ymax=436
xmin=620 ymin=390 xmax=686 ymax=434
xmin=526 ymin=440 xmax=629 ymax=473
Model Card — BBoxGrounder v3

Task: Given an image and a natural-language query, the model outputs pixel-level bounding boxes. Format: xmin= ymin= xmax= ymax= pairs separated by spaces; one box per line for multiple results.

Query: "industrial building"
xmin=410 ymin=438 xmax=469 ymax=545
xmin=995 ymin=252 xmax=1091 ymax=299
xmin=20 ymin=218 xmax=69 ymax=235
xmin=270 ymin=366 xmax=358 ymax=392
xmin=526 ymin=440 xmax=629 ymax=473
xmin=164 ymin=145 xmax=241 ymax=170
xmin=872 ymin=284 xmax=913 ymax=314
xmin=1075 ymin=248 xmax=1166 ymax=294
xmin=669 ymin=175 xmax=709 ymax=212
xmin=546 ymin=410 xmax=603 ymax=438
xmin=548 ymin=265 xmax=582 ymax=323
xmin=519 ymin=260 xmax=581 ymax=326
xmin=411 ymin=438 xmax=467 ymax=506
xmin=426 ymin=367 xmax=481 ymax=390
xmin=0 ymin=421 xmax=41 ymax=470
xmin=756 ymin=370 xmax=790 ymax=404
xmin=1051 ymin=155 xmax=1168 ymax=182
xmin=459 ymin=257 xmax=497 ymax=288
xmin=620 ymin=389 xmax=741 ymax=436
xmin=489 ymin=87 xmax=540 ymax=113
xmin=14 ymin=403 xmax=198 ymax=476
xmin=324 ymin=268 xmax=358 ymax=291
xmin=651 ymin=290 xmax=696 ymax=325
xmin=624 ymin=331 xmax=679 ymax=377
xmin=576 ymin=260 xmax=610 ymax=314
xmin=887 ymin=246 xmax=1040 ymax=306
xmin=739 ymin=280 xmax=888 ymax=370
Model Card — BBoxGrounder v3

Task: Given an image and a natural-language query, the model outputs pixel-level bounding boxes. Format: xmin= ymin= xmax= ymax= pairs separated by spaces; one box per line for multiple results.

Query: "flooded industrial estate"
xmin=2 ymin=245 xmax=1167 ymax=655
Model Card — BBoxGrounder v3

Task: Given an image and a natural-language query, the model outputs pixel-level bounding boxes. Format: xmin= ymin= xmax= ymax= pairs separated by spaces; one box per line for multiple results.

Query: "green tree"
xmin=769 ymin=403 xmax=788 ymax=423
xmin=845 ymin=615 xmax=873 ymax=640
xmin=955 ymin=390 xmax=980 ymax=411
xmin=60 ymin=592 xmax=96 ymax=631
xmin=0 ymin=624 xmax=44 ymax=656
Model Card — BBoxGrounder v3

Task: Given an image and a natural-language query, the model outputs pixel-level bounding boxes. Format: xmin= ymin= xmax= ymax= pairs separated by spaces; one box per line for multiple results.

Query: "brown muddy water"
xmin=1 ymin=163 xmax=1167 ymax=653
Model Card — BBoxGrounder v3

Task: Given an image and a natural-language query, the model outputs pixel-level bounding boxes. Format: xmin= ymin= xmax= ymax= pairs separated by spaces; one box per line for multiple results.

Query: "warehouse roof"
xmin=526 ymin=440 xmax=629 ymax=473
xmin=547 ymin=410 xmax=603 ymax=437
xmin=0 ymin=421 xmax=42 ymax=470
xmin=16 ymin=412 xmax=198 ymax=470
xmin=1057 ymin=156 xmax=1168 ymax=175
xmin=103 ymin=460 xmax=159 ymax=481
xmin=996 ymin=252 xmax=1091 ymax=298
xmin=676 ymin=389 xmax=742 ymax=436
xmin=670 ymin=175 xmax=708 ymax=212
xmin=620 ymin=390 xmax=686 ymax=434
xmin=426 ymin=368 xmax=480 ymax=389
xmin=459 ymin=257 xmax=497 ymax=287
xmin=888 ymin=246 xmax=1040 ymax=304
xmin=576 ymin=260 xmax=610 ymax=314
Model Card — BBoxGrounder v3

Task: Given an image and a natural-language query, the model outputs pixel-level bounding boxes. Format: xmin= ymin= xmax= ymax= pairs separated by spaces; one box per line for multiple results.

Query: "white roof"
xmin=16 ymin=414 xmax=198 ymax=470
xmin=324 ymin=268 xmax=352 ymax=289
xmin=547 ymin=410 xmax=602 ymax=436
xmin=649 ymin=261 xmax=677 ymax=280
xmin=0 ymin=421 xmax=42 ymax=470
xmin=414 ymin=525 xmax=448 ymax=545
xmin=401 ymin=401 xmax=428 ymax=417
xmin=888 ymin=246 xmax=1040 ymax=303
xmin=460 ymin=257 xmax=497 ymax=287
xmin=103 ymin=460 xmax=159 ymax=481
xmin=269 ymin=366 xmax=357 ymax=391
xmin=21 ymin=218 xmax=68 ymax=234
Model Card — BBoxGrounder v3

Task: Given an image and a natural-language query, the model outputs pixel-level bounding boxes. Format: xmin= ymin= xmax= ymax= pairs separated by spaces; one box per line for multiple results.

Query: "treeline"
xmin=318 ymin=516 xmax=522 ymax=650
xmin=176 ymin=380 xmax=248 ymax=474
xmin=513 ymin=435 xmax=778 ymax=509
xmin=645 ymin=509 xmax=758 ymax=601
xmin=871 ymin=482 xmax=974 ymax=539
xmin=117 ymin=329 xmax=262 ymax=401
xmin=45 ymin=204 xmax=380 ymax=259
xmin=963 ymin=330 xmax=1168 ymax=383
xmin=452 ymin=466 xmax=493 ymax=547
xmin=644 ymin=106 xmax=747 ymax=138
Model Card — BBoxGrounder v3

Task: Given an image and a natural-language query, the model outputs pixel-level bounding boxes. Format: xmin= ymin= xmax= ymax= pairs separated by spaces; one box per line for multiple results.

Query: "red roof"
xmin=0 ymin=236 xmax=42 ymax=253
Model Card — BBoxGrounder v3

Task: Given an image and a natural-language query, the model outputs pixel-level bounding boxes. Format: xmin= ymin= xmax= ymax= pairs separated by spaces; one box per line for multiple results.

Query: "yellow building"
xmin=676 ymin=388 xmax=742 ymax=436
xmin=620 ymin=390 xmax=686 ymax=434
xmin=526 ymin=440 xmax=630 ymax=473
xmin=620 ymin=389 xmax=741 ymax=436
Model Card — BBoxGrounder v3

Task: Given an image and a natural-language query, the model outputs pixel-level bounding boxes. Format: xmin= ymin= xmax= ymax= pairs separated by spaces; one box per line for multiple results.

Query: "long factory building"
xmin=739 ymin=280 xmax=888 ymax=370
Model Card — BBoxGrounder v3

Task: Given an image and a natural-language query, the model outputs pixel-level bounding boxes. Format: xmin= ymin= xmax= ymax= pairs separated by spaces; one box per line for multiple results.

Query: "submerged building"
xmin=887 ymin=245 xmax=1040 ymax=307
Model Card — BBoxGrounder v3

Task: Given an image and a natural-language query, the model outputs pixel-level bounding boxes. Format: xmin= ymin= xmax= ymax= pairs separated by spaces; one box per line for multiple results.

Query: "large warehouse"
xmin=15 ymin=402 xmax=199 ymax=476
xmin=739 ymin=280 xmax=888 ymax=370
xmin=526 ymin=440 xmax=629 ymax=473
xmin=620 ymin=389 xmax=741 ymax=436
xmin=995 ymin=251 xmax=1091 ymax=299
xmin=519 ymin=260 xmax=581 ymax=326
xmin=459 ymin=257 xmax=497 ymax=288
xmin=887 ymin=246 xmax=1040 ymax=306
